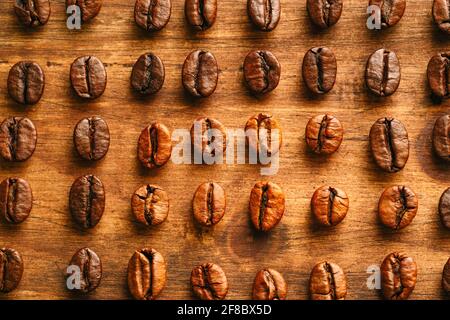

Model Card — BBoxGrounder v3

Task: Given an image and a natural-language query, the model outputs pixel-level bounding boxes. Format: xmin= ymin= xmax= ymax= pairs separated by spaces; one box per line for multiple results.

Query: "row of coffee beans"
xmin=1 ymin=247 xmax=449 ymax=300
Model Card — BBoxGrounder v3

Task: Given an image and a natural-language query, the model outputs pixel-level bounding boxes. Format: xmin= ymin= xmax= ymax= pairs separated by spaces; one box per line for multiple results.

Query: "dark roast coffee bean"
xmin=73 ymin=116 xmax=110 ymax=161
xmin=135 ymin=0 xmax=171 ymax=32
xmin=381 ymin=252 xmax=417 ymax=300
xmin=302 ymin=47 xmax=337 ymax=94
xmin=443 ymin=257 xmax=450 ymax=293
xmin=433 ymin=0 xmax=450 ymax=34
xmin=127 ymin=248 xmax=167 ymax=300
xmin=253 ymin=268 xmax=287 ymax=300
xmin=378 ymin=185 xmax=418 ymax=230
xmin=191 ymin=263 xmax=228 ymax=300
xmin=311 ymin=186 xmax=348 ymax=227
xmin=131 ymin=184 xmax=169 ymax=226
xmin=245 ymin=113 xmax=282 ymax=157
xmin=69 ymin=175 xmax=105 ymax=229
xmin=368 ymin=0 xmax=406 ymax=28
xmin=185 ymin=0 xmax=217 ymax=30
xmin=67 ymin=248 xmax=102 ymax=293
xmin=0 ymin=117 xmax=37 ymax=162
xmin=307 ymin=0 xmax=343 ymax=29
xmin=190 ymin=117 xmax=227 ymax=157
xmin=433 ymin=115 xmax=450 ymax=161
xmin=243 ymin=50 xmax=281 ymax=95
xmin=14 ymin=0 xmax=50 ymax=27
xmin=0 ymin=248 xmax=23 ymax=293
xmin=439 ymin=188 xmax=450 ymax=229
xmin=427 ymin=53 xmax=450 ymax=99
xmin=305 ymin=114 xmax=343 ymax=155
xmin=247 ymin=0 xmax=281 ymax=31
xmin=249 ymin=181 xmax=285 ymax=232
xmin=365 ymin=49 xmax=400 ymax=97
xmin=309 ymin=261 xmax=347 ymax=300
xmin=182 ymin=50 xmax=218 ymax=98
xmin=66 ymin=0 xmax=102 ymax=22
xmin=192 ymin=182 xmax=225 ymax=226
xmin=0 ymin=178 xmax=32 ymax=224
xmin=369 ymin=117 xmax=409 ymax=173
xmin=131 ymin=53 xmax=165 ymax=96
xmin=137 ymin=122 xmax=172 ymax=169
xmin=8 ymin=61 xmax=45 ymax=105
xmin=70 ymin=56 xmax=107 ymax=100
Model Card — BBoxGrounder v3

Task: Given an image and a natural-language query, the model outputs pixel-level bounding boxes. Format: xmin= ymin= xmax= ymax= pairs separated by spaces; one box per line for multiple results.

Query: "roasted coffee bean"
xmin=182 ymin=50 xmax=218 ymax=98
xmin=443 ymin=257 xmax=450 ymax=293
xmin=433 ymin=0 xmax=450 ymax=34
xmin=309 ymin=261 xmax=347 ymax=300
xmin=305 ymin=114 xmax=343 ymax=155
xmin=70 ymin=56 xmax=107 ymax=100
xmin=368 ymin=0 xmax=406 ymax=28
xmin=243 ymin=50 xmax=281 ymax=95
xmin=247 ymin=0 xmax=281 ymax=31
xmin=249 ymin=181 xmax=285 ymax=232
xmin=302 ymin=47 xmax=337 ymax=94
xmin=311 ymin=186 xmax=349 ymax=227
xmin=0 ymin=178 xmax=32 ymax=224
xmin=439 ymin=188 xmax=450 ymax=229
xmin=137 ymin=122 xmax=172 ymax=169
xmin=69 ymin=175 xmax=105 ymax=229
xmin=433 ymin=115 xmax=450 ymax=161
xmin=307 ymin=0 xmax=343 ymax=29
xmin=14 ymin=0 xmax=51 ymax=27
xmin=67 ymin=248 xmax=102 ymax=293
xmin=134 ymin=0 xmax=172 ymax=32
xmin=127 ymin=248 xmax=167 ymax=300
xmin=0 ymin=117 xmax=37 ymax=162
xmin=185 ymin=0 xmax=217 ymax=30
xmin=192 ymin=182 xmax=225 ymax=226
xmin=66 ymin=0 xmax=102 ymax=22
xmin=131 ymin=53 xmax=165 ymax=96
xmin=369 ymin=117 xmax=409 ymax=173
xmin=252 ymin=268 xmax=287 ymax=300
xmin=131 ymin=184 xmax=169 ymax=226
xmin=0 ymin=248 xmax=23 ymax=293
xmin=245 ymin=113 xmax=282 ymax=157
xmin=191 ymin=263 xmax=228 ymax=300
xmin=73 ymin=116 xmax=110 ymax=161
xmin=190 ymin=117 xmax=227 ymax=157
xmin=428 ymin=53 xmax=450 ymax=99
xmin=381 ymin=252 xmax=417 ymax=300
xmin=8 ymin=61 xmax=45 ymax=105
xmin=378 ymin=185 xmax=418 ymax=230
xmin=365 ymin=49 xmax=400 ymax=97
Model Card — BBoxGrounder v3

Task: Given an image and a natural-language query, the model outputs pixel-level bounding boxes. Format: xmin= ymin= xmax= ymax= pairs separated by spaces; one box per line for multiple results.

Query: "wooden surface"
xmin=0 ymin=0 xmax=450 ymax=300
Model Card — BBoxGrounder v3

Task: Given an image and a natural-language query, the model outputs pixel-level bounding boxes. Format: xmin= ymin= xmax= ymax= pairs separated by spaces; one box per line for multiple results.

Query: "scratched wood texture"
xmin=0 ymin=0 xmax=449 ymax=300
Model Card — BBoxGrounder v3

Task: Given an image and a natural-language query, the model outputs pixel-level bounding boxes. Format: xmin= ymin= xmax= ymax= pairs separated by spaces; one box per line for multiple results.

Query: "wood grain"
xmin=0 ymin=0 xmax=449 ymax=300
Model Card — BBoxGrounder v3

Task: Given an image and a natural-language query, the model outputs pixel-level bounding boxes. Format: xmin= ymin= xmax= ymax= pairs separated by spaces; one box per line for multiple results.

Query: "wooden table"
xmin=0 ymin=0 xmax=449 ymax=300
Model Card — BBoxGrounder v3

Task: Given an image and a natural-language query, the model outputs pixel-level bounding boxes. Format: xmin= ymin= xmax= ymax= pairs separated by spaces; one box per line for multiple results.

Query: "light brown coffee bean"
xmin=131 ymin=184 xmax=169 ymax=226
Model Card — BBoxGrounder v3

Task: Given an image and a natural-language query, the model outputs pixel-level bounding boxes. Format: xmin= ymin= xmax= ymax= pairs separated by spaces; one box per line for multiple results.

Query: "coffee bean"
xmin=247 ymin=0 xmax=281 ymax=31
xmin=67 ymin=248 xmax=102 ymax=293
xmin=8 ymin=61 xmax=45 ymax=105
xmin=368 ymin=0 xmax=406 ymax=28
xmin=137 ymin=122 xmax=172 ymax=169
xmin=245 ymin=113 xmax=282 ymax=157
xmin=378 ymin=185 xmax=418 ymax=230
xmin=243 ymin=50 xmax=281 ymax=95
xmin=0 ymin=117 xmax=37 ymax=162
xmin=190 ymin=117 xmax=227 ymax=157
xmin=73 ymin=116 xmax=110 ymax=161
xmin=0 ymin=178 xmax=32 ymax=224
xmin=249 ymin=181 xmax=285 ymax=232
xmin=433 ymin=115 xmax=450 ymax=161
xmin=369 ymin=117 xmax=409 ymax=173
xmin=69 ymin=175 xmax=105 ymax=229
xmin=381 ymin=252 xmax=417 ymax=300
xmin=307 ymin=0 xmax=343 ymax=29
xmin=0 ymin=248 xmax=23 ymax=293
xmin=70 ymin=56 xmax=107 ymax=100
xmin=427 ymin=53 xmax=450 ymax=99
xmin=309 ymin=261 xmax=347 ymax=300
xmin=14 ymin=0 xmax=50 ymax=27
xmin=443 ymin=257 xmax=450 ymax=293
xmin=302 ymin=47 xmax=337 ymax=94
xmin=66 ymin=0 xmax=102 ymax=22
xmin=438 ymin=188 xmax=450 ymax=229
xmin=191 ymin=263 xmax=228 ymax=300
xmin=252 ymin=268 xmax=287 ymax=300
xmin=311 ymin=186 xmax=349 ymax=227
xmin=131 ymin=53 xmax=165 ymax=96
xmin=131 ymin=184 xmax=169 ymax=226
xmin=185 ymin=0 xmax=217 ymax=30
xmin=192 ymin=182 xmax=226 ymax=226
xmin=127 ymin=248 xmax=167 ymax=300
xmin=305 ymin=114 xmax=343 ymax=155
xmin=433 ymin=0 xmax=450 ymax=34
xmin=365 ymin=49 xmax=401 ymax=97
xmin=134 ymin=0 xmax=171 ymax=32
xmin=182 ymin=50 xmax=219 ymax=98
